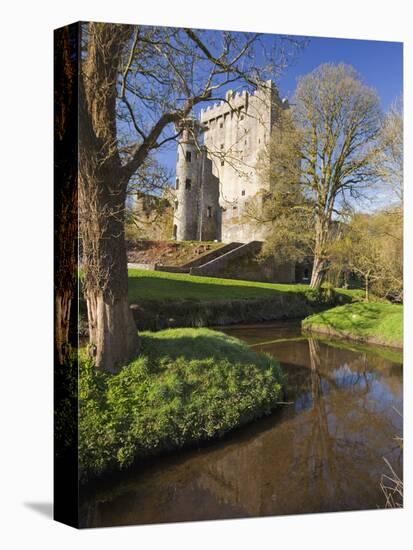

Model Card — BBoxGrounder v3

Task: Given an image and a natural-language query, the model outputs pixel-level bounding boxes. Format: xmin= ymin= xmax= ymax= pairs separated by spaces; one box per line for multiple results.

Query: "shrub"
xmin=303 ymin=284 xmax=336 ymax=306
xmin=79 ymin=328 xmax=283 ymax=480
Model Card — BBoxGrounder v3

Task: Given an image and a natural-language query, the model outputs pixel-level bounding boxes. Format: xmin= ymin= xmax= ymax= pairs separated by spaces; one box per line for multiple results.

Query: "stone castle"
xmin=172 ymin=80 xmax=288 ymax=243
xmin=131 ymin=81 xmax=312 ymax=283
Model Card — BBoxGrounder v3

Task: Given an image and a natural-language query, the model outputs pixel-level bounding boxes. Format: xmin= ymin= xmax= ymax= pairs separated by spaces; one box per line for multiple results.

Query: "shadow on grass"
xmin=128 ymin=275 xmax=307 ymax=302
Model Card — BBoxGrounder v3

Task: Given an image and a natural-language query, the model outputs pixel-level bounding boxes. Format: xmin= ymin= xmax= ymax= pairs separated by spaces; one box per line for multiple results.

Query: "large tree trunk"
xmin=310 ymin=239 xmax=327 ymax=289
xmin=310 ymin=255 xmax=326 ymax=288
xmin=310 ymin=216 xmax=330 ymax=288
xmin=54 ymin=25 xmax=79 ymax=365
xmin=55 ymin=291 xmax=73 ymax=363
xmin=86 ymin=292 xmax=138 ymax=372
xmin=80 ymin=167 xmax=140 ymax=372
xmin=79 ymin=23 xmax=139 ymax=372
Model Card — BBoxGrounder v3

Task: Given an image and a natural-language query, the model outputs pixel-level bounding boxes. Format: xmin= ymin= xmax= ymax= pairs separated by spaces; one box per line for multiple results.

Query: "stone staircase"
xmin=179 ymin=242 xmax=242 ymax=269
xmin=151 ymin=242 xmax=242 ymax=274
xmin=189 ymin=241 xmax=262 ymax=277
xmin=129 ymin=241 xmax=262 ymax=278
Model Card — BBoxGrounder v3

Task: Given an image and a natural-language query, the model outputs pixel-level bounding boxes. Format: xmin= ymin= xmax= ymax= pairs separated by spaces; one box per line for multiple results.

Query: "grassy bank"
xmin=79 ymin=328 xmax=283 ymax=480
xmin=128 ymin=268 xmax=311 ymax=301
xmin=302 ymin=302 xmax=403 ymax=348
xmin=78 ymin=269 xmax=364 ymax=334
xmin=125 ymin=269 xmax=363 ymax=331
xmin=127 ymin=268 xmax=362 ymax=302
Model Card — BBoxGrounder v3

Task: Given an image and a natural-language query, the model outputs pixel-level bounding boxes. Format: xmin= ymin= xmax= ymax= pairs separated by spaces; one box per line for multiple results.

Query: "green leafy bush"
xmin=303 ymin=283 xmax=337 ymax=305
xmin=79 ymin=328 xmax=283 ymax=480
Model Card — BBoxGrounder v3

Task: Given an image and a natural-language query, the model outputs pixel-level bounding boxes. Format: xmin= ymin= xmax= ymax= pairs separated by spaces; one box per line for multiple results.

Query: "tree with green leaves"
xmin=330 ymin=211 xmax=403 ymax=302
xmin=252 ymin=107 xmax=314 ymax=267
xmin=256 ymin=63 xmax=382 ymax=288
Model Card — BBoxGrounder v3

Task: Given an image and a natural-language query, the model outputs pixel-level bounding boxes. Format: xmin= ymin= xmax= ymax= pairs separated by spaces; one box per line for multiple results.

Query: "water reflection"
xmin=80 ymin=322 xmax=403 ymax=527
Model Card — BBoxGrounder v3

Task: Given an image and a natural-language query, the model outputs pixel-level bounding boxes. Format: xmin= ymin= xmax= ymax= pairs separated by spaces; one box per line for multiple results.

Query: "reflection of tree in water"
xmin=301 ymin=338 xmax=347 ymax=508
xmin=80 ymin=338 xmax=403 ymax=526
xmin=298 ymin=338 xmax=402 ymax=512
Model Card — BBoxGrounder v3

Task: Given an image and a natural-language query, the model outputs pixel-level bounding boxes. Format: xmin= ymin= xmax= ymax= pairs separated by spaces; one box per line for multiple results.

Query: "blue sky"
xmin=157 ymin=34 xmax=403 ymax=179
xmin=277 ymin=35 xmax=403 ymax=109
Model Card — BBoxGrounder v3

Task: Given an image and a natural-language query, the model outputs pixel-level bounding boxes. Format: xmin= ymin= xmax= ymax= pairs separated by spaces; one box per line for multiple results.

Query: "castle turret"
xmin=173 ymin=118 xmax=202 ymax=241
xmin=173 ymin=82 xmax=284 ymax=243
xmin=173 ymin=118 xmax=221 ymax=242
xmin=173 ymin=118 xmax=220 ymax=242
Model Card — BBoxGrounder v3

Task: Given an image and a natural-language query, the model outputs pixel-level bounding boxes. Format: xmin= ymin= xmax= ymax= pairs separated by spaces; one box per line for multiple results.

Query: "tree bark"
xmin=54 ymin=25 xmax=79 ymax=365
xmin=85 ymin=293 xmax=138 ymax=372
xmin=79 ymin=165 xmax=140 ymax=372
xmin=79 ymin=23 xmax=140 ymax=372
xmin=55 ymin=291 xmax=73 ymax=363
xmin=365 ymin=274 xmax=370 ymax=302
xmin=310 ymin=219 xmax=328 ymax=288
xmin=310 ymin=256 xmax=326 ymax=288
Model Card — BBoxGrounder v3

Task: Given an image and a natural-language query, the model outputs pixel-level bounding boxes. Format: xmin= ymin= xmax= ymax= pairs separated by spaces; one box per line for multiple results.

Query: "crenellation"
xmin=174 ymin=80 xmax=284 ymax=243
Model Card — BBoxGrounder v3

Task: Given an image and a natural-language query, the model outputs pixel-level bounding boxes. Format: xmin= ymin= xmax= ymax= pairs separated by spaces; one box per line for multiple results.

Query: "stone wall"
xmin=222 ymin=256 xmax=296 ymax=284
xmin=132 ymin=192 xmax=173 ymax=241
xmin=170 ymin=83 xmax=290 ymax=245
xmin=173 ymin=124 xmax=200 ymax=241
xmin=190 ymin=241 xmax=262 ymax=277
xmin=131 ymin=291 xmax=349 ymax=332
xmin=189 ymin=240 xmax=296 ymax=284
xmin=198 ymin=152 xmax=221 ymax=241
xmin=199 ymin=80 xmax=286 ymax=243
xmin=200 ymin=83 xmax=277 ymax=203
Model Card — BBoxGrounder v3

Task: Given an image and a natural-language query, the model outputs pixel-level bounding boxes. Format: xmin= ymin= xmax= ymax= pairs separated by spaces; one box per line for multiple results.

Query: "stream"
xmin=80 ymin=321 xmax=403 ymax=527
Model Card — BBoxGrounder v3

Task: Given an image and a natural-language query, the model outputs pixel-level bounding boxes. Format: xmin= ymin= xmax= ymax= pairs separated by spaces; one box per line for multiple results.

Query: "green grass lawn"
xmin=302 ymin=302 xmax=403 ymax=348
xmin=79 ymin=327 xmax=283 ymax=480
xmin=127 ymin=268 xmax=363 ymax=302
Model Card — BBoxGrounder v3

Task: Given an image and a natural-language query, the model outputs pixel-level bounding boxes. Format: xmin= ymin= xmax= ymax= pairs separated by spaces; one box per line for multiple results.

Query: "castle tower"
xmin=173 ymin=118 xmax=220 ymax=242
xmin=172 ymin=82 xmax=286 ymax=243
xmin=199 ymin=80 xmax=284 ymax=242
xmin=173 ymin=118 xmax=203 ymax=241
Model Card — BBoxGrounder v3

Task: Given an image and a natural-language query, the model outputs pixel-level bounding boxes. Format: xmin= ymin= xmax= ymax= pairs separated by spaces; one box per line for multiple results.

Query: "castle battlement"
xmin=200 ymin=97 xmax=246 ymax=119
xmin=199 ymin=81 xmax=281 ymax=131
xmin=173 ymin=81 xmax=285 ymax=243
